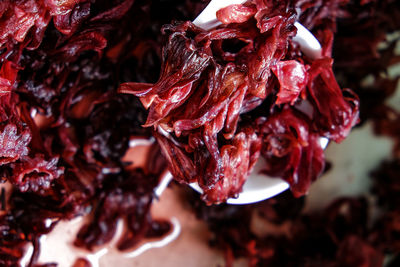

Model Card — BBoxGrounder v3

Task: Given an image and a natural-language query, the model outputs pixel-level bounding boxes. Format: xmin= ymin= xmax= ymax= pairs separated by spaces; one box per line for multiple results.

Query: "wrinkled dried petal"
xmin=0 ymin=61 xmax=19 ymax=96
xmin=307 ymin=58 xmax=359 ymax=142
xmin=203 ymin=128 xmax=261 ymax=203
xmin=0 ymin=124 xmax=31 ymax=165
xmin=216 ymin=3 xmax=257 ymax=24
xmin=10 ymin=155 xmax=63 ymax=192
xmin=0 ymin=0 xmax=208 ymax=265
xmin=259 ymin=108 xmax=325 ymax=196
xmin=120 ymin=22 xmax=212 ymax=127
xmin=119 ymin=0 xmax=358 ymax=203
xmin=74 ymin=170 xmax=170 ymax=250
xmin=271 ymin=60 xmax=308 ymax=105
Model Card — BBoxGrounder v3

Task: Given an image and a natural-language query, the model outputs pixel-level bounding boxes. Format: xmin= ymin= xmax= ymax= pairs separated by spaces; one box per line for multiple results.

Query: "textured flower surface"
xmin=0 ymin=124 xmax=31 ymax=165
xmin=9 ymin=155 xmax=63 ymax=192
xmin=0 ymin=0 xmax=203 ymax=265
xmin=0 ymin=0 xmax=398 ymax=266
xmin=120 ymin=0 xmax=359 ymax=203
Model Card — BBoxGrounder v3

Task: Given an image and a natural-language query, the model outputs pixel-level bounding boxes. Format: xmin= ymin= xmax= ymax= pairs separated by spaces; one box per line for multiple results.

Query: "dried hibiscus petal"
xmin=10 ymin=155 xmax=63 ymax=192
xmin=258 ymin=108 xmax=325 ymax=197
xmin=271 ymin=60 xmax=308 ymax=105
xmin=0 ymin=61 xmax=19 ymax=96
xmin=120 ymin=22 xmax=212 ymax=127
xmin=52 ymin=2 xmax=91 ymax=35
xmin=74 ymin=169 xmax=169 ymax=250
xmin=0 ymin=0 xmax=211 ymax=265
xmin=307 ymin=58 xmax=359 ymax=142
xmin=216 ymin=3 xmax=257 ymax=25
xmin=0 ymin=0 xmax=90 ymax=49
xmin=2 ymin=0 xmax=392 ymax=265
xmin=190 ymin=0 xmax=397 ymax=266
xmin=0 ymin=124 xmax=31 ymax=165
xmin=0 ymin=96 xmax=31 ymax=165
xmin=120 ymin=0 xmax=359 ymax=203
xmin=201 ymin=127 xmax=261 ymax=203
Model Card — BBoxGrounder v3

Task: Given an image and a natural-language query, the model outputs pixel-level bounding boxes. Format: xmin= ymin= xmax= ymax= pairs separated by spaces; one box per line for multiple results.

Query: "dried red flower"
xmin=120 ymin=0 xmax=358 ymax=203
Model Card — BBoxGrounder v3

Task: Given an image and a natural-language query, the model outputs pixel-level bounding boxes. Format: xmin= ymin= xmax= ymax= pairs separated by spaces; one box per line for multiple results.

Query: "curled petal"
xmin=259 ymin=108 xmax=325 ymax=197
xmin=0 ymin=124 xmax=31 ymax=165
xmin=10 ymin=155 xmax=64 ymax=192
xmin=307 ymin=58 xmax=360 ymax=142
xmin=0 ymin=61 xmax=19 ymax=96
xmin=271 ymin=60 xmax=308 ymax=105
xmin=216 ymin=3 xmax=257 ymax=24
xmin=202 ymin=128 xmax=261 ymax=204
